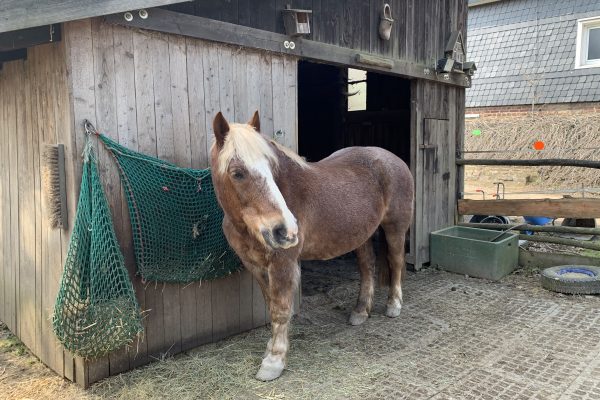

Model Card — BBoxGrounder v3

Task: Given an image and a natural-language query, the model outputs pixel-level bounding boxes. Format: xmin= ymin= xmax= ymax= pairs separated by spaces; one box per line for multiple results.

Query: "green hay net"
xmin=98 ymin=134 xmax=241 ymax=283
xmin=53 ymin=142 xmax=143 ymax=358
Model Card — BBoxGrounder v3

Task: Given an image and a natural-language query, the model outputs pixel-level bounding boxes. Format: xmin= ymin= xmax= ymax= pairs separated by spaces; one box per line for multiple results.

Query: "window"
xmin=347 ymin=68 xmax=367 ymax=111
xmin=576 ymin=17 xmax=600 ymax=69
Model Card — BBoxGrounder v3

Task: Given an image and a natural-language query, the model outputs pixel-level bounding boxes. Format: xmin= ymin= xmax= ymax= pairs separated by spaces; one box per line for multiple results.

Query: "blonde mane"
xmin=215 ymin=123 xmax=308 ymax=174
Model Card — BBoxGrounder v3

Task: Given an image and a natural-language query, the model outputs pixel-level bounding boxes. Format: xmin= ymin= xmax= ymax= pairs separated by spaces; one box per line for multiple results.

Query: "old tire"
xmin=541 ymin=266 xmax=600 ymax=295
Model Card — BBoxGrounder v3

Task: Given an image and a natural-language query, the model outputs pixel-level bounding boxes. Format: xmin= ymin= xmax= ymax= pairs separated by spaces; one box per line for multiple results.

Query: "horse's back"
xmin=318 ymin=146 xmax=413 ymax=198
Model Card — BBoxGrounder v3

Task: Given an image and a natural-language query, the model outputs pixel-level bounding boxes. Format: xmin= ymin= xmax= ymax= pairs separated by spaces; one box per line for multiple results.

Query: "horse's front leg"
xmin=256 ymin=260 xmax=300 ymax=381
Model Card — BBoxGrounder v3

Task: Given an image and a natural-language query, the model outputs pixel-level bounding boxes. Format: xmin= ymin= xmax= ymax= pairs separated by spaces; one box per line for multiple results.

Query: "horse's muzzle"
xmin=262 ymin=224 xmax=298 ymax=249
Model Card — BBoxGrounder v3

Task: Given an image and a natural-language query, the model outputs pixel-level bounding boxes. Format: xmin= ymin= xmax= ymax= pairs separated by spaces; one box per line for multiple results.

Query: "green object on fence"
xmin=472 ymin=129 xmax=482 ymax=136
xmin=53 ymin=142 xmax=142 ymax=358
xmin=98 ymin=134 xmax=241 ymax=283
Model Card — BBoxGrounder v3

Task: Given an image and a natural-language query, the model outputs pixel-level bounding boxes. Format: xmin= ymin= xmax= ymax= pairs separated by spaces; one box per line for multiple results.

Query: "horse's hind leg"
xmin=381 ymin=223 xmax=407 ymax=318
xmin=349 ymin=238 xmax=376 ymax=326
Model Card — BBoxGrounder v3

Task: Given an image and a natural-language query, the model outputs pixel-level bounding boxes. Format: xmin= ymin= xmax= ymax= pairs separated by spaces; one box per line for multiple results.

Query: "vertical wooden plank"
xmin=282 ymin=56 xmax=298 ymax=151
xmin=87 ymin=18 xmax=118 ymax=381
xmin=447 ymin=87 xmax=457 ymax=225
xmin=6 ymin=62 xmax=19 ymax=336
xmin=29 ymin=46 xmax=51 ymax=376
xmin=152 ymin=31 xmax=182 ymax=358
xmin=310 ymin=0 xmax=322 ymax=42
xmin=63 ymin=19 xmax=102 ymax=386
xmin=0 ymin=61 xmax=7 ymax=325
xmin=169 ymin=33 xmax=193 ymax=353
xmin=258 ymin=54 xmax=274 ymax=138
xmin=271 ymin=55 xmax=286 ymax=145
xmin=202 ymin=42 xmax=220 ymax=156
xmin=392 ymin=0 xmax=406 ymax=60
xmin=211 ymin=45 xmax=241 ymax=340
xmin=212 ymin=272 xmax=241 ymax=341
xmin=405 ymin=0 xmax=415 ymax=62
xmin=39 ymin=41 xmax=66 ymax=378
xmin=195 ymin=279 xmax=213 ymax=345
xmin=132 ymin=29 xmax=164 ymax=362
xmin=196 ymin=0 xmax=239 ymax=24
xmin=45 ymin=38 xmax=77 ymax=382
xmin=245 ymin=51 xmax=262 ymax=130
xmin=18 ymin=53 xmax=37 ymax=354
xmin=187 ymin=39 xmax=209 ymax=170
xmin=112 ymin=23 xmax=146 ymax=369
xmin=198 ymin=40 xmax=223 ymax=345
xmin=410 ymin=80 xmax=423 ymax=269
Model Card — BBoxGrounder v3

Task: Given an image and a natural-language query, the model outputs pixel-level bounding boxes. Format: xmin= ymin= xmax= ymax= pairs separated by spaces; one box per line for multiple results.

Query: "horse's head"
xmin=210 ymin=111 xmax=299 ymax=250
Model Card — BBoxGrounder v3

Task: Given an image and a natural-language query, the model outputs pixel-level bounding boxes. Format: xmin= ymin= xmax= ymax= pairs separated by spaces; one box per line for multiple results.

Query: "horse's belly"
xmin=299 ymin=222 xmax=378 ymax=261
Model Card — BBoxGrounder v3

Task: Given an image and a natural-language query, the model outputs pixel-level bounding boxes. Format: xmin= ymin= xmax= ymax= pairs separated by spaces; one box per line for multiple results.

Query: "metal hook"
xmin=84 ymin=119 xmax=98 ymax=136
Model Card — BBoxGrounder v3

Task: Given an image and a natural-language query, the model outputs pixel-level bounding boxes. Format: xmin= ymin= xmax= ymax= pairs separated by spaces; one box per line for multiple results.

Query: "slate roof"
xmin=466 ymin=0 xmax=600 ymax=107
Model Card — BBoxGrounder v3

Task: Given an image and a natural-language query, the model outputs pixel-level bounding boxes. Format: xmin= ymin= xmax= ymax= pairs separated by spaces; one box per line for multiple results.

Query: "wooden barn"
xmin=0 ymin=0 xmax=469 ymax=387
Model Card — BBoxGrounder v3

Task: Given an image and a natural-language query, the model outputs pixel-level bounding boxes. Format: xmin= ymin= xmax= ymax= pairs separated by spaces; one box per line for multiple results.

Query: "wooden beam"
xmin=0 ymin=0 xmax=192 ymax=33
xmin=0 ymin=48 xmax=27 ymax=63
xmin=104 ymin=8 xmax=471 ymax=88
xmin=456 ymin=158 xmax=600 ymax=168
xmin=458 ymin=222 xmax=600 ymax=235
xmin=519 ymin=249 xmax=600 ymax=269
xmin=517 ymin=234 xmax=600 ymax=251
xmin=0 ymin=25 xmax=61 ymax=51
xmin=458 ymin=199 xmax=600 ymax=218
xmin=468 ymin=0 xmax=506 ymax=7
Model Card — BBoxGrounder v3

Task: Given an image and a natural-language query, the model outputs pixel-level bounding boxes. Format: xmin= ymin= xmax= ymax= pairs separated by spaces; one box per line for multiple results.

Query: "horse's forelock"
xmin=216 ymin=123 xmax=279 ymax=174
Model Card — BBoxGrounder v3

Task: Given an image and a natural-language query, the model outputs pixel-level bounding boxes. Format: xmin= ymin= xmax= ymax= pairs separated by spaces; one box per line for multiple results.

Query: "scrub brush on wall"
xmin=41 ymin=144 xmax=68 ymax=229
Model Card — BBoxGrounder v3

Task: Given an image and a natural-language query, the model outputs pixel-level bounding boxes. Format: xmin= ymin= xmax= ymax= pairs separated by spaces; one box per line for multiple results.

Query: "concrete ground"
xmin=299 ymin=261 xmax=600 ymax=400
xmin=2 ymin=262 xmax=600 ymax=399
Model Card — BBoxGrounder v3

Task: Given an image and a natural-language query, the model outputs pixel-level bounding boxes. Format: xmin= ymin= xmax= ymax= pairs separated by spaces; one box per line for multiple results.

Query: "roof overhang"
xmin=468 ymin=0 xmax=506 ymax=7
xmin=0 ymin=0 xmax=192 ymax=34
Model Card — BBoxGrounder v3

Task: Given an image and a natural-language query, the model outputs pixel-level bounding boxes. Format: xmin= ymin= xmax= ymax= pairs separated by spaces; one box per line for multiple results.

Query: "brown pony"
xmin=210 ymin=111 xmax=414 ymax=381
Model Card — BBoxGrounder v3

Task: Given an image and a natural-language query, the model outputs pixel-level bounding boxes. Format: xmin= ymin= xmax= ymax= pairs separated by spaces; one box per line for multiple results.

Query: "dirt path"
xmin=2 ymin=265 xmax=600 ymax=399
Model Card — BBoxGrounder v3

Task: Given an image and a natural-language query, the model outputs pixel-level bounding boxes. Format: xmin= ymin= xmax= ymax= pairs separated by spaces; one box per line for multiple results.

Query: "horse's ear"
xmin=248 ymin=110 xmax=260 ymax=132
xmin=213 ymin=112 xmax=230 ymax=148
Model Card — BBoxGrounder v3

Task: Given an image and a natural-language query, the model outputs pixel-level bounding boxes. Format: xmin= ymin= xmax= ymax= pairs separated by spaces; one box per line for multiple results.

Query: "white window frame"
xmin=575 ymin=16 xmax=600 ymax=69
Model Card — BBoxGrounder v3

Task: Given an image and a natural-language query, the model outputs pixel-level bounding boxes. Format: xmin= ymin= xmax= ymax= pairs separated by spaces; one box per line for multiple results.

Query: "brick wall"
xmin=466 ymin=102 xmax=600 ymax=118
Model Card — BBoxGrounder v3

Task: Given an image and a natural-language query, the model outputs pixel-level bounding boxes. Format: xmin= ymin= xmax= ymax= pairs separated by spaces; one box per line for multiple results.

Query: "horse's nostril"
xmin=273 ymin=224 xmax=287 ymax=242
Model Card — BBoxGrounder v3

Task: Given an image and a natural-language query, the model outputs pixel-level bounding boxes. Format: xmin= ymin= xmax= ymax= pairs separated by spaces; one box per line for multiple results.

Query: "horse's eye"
xmin=231 ymin=170 xmax=245 ymax=180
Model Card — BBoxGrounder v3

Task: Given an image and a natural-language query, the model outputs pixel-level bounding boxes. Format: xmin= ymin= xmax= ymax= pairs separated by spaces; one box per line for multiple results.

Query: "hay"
xmin=90 ymin=288 xmax=393 ymax=400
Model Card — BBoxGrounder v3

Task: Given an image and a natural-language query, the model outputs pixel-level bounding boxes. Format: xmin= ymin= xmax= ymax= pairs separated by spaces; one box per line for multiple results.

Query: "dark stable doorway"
xmin=297 ymin=60 xmax=411 ymax=164
xmin=297 ymin=60 xmax=413 ymax=278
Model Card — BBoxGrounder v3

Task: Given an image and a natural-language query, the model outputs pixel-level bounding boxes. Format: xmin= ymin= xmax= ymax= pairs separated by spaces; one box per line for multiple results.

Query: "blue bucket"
xmin=524 ymin=216 xmax=552 ymax=226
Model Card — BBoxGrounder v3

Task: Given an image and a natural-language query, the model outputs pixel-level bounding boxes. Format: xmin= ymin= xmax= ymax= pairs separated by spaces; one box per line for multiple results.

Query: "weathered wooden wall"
xmin=0 ymin=18 xmax=298 ymax=387
xmin=62 ymin=18 xmax=298 ymax=386
xmin=0 ymin=40 xmax=75 ymax=381
xmin=165 ymin=0 xmax=463 ymax=65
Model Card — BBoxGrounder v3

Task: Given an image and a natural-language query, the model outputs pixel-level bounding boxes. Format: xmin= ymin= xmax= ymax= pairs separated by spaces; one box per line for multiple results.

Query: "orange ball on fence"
xmin=533 ymin=141 xmax=545 ymax=150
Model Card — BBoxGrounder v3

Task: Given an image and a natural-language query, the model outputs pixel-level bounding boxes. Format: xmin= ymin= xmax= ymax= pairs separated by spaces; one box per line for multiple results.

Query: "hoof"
xmin=255 ymin=356 xmax=284 ymax=381
xmin=349 ymin=310 xmax=369 ymax=326
xmin=385 ymin=304 xmax=402 ymax=318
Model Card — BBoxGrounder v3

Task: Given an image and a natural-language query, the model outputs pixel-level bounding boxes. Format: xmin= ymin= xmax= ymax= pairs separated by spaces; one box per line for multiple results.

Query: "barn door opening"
xmin=298 ymin=60 xmax=411 ymax=166
xmin=297 ymin=60 xmax=413 ymax=293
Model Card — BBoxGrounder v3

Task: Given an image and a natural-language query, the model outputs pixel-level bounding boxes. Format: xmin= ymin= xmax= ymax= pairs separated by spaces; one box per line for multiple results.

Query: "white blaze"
xmin=253 ymin=159 xmax=298 ymax=236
